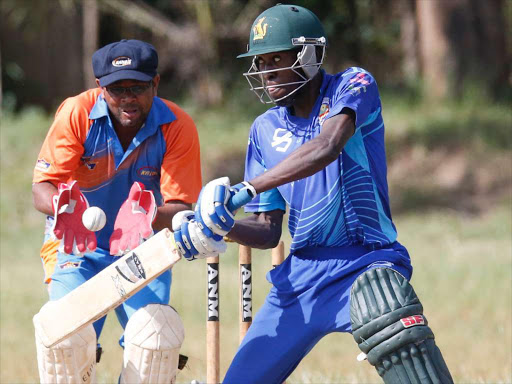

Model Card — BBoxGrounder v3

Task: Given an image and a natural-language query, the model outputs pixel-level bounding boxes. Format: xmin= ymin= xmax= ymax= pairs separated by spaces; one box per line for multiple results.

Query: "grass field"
xmin=1 ymin=101 xmax=511 ymax=383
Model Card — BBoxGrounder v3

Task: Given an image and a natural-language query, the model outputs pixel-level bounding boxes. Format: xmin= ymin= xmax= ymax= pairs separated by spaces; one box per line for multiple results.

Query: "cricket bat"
xmin=33 ymin=228 xmax=181 ymax=348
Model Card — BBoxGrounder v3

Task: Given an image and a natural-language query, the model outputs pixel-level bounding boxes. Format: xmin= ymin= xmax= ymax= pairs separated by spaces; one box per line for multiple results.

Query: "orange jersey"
xmin=34 ymin=88 xmax=202 ymax=250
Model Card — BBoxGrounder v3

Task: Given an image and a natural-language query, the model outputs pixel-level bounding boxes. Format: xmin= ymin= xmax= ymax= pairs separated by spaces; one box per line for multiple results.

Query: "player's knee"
xmin=35 ymin=322 xmax=97 ymax=384
xmin=350 ymin=267 xmax=453 ymax=384
xmin=120 ymin=304 xmax=185 ymax=384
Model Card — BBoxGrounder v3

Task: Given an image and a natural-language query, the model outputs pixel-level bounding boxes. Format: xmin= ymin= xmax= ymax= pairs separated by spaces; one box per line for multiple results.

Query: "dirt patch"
xmin=388 ymin=145 xmax=512 ymax=214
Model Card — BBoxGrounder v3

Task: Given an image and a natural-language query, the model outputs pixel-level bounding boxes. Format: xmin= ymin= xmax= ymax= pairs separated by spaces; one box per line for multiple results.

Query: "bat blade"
xmin=33 ymin=228 xmax=181 ymax=347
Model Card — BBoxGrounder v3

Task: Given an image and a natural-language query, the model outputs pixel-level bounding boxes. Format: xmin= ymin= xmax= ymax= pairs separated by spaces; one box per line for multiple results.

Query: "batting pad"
xmin=350 ymin=267 xmax=453 ymax=384
xmin=120 ymin=304 xmax=185 ymax=384
xmin=35 ymin=322 xmax=96 ymax=383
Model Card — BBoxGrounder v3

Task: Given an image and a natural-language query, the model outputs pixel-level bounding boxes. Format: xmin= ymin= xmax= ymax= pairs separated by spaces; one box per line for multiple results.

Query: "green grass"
xmin=1 ymin=101 xmax=511 ymax=383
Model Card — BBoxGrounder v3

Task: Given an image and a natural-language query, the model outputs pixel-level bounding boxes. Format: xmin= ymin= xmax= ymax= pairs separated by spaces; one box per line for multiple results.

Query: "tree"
xmin=399 ymin=0 xmax=419 ymax=83
xmin=82 ymin=0 xmax=99 ymax=90
xmin=1 ymin=0 xmax=83 ymax=110
xmin=416 ymin=0 xmax=509 ymax=100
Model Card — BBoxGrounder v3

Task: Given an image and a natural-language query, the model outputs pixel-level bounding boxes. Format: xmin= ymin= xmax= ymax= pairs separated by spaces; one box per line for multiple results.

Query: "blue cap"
xmin=92 ymin=39 xmax=158 ymax=86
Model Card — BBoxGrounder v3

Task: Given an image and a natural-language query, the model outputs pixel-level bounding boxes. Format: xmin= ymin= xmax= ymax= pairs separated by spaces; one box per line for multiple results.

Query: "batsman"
xmin=32 ymin=39 xmax=224 ymax=383
xmin=176 ymin=4 xmax=454 ymax=383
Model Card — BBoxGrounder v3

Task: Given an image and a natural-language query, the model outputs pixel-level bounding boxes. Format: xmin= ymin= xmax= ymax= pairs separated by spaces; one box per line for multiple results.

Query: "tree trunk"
xmin=400 ymin=0 xmax=419 ymax=83
xmin=82 ymin=0 xmax=99 ymax=90
xmin=458 ymin=0 xmax=509 ymax=98
xmin=416 ymin=0 xmax=453 ymax=99
xmin=188 ymin=0 xmax=223 ymax=106
xmin=416 ymin=0 xmax=509 ymax=100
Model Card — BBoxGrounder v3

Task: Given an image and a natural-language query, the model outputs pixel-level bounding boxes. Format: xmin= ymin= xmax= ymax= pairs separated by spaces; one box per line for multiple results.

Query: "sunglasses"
xmin=106 ymin=82 xmax=152 ymax=97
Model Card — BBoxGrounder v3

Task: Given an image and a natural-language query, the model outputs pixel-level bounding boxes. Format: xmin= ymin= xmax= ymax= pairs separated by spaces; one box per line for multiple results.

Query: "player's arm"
xmin=33 ymin=181 xmax=58 ymax=216
xmin=157 ymin=105 xmax=202 ymax=232
xmin=153 ymin=201 xmax=192 ymax=232
xmin=226 ymin=210 xmax=284 ymax=249
xmin=250 ymin=109 xmax=355 ymax=194
xmin=193 ymin=111 xmax=354 ymax=242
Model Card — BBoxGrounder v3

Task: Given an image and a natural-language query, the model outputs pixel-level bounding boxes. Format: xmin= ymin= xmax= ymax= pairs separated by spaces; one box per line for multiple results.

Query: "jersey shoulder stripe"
xmin=55 ymin=88 xmax=102 ymax=143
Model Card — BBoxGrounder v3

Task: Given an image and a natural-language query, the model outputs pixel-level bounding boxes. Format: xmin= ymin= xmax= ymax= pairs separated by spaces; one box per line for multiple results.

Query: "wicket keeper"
xmin=32 ymin=39 xmax=221 ymax=383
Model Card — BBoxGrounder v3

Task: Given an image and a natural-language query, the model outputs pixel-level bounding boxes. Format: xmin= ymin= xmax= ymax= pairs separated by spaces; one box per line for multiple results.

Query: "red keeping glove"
xmin=52 ymin=181 xmax=97 ymax=255
xmin=109 ymin=182 xmax=157 ymax=256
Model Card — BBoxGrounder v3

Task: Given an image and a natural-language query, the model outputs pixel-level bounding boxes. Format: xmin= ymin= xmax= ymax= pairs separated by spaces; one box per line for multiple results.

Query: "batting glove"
xmin=172 ymin=210 xmax=227 ymax=261
xmin=195 ymin=177 xmax=256 ymax=238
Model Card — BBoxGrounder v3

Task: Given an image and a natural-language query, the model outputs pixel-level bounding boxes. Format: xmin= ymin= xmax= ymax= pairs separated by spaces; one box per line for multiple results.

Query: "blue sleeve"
xmin=243 ymin=122 xmax=286 ymax=213
xmin=326 ymin=67 xmax=380 ymax=131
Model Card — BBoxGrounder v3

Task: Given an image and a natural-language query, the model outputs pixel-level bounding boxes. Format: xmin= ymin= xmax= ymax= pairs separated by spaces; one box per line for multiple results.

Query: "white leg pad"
xmin=35 ymin=322 xmax=97 ymax=384
xmin=120 ymin=304 xmax=185 ymax=384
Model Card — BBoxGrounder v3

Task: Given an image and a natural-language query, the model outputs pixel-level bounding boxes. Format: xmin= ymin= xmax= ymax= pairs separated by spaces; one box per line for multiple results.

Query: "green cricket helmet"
xmin=238 ymin=4 xmax=327 ymax=104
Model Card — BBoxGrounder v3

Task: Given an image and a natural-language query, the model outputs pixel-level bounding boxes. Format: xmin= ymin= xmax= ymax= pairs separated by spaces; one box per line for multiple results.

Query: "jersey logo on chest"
xmin=318 ymin=97 xmax=330 ymax=125
xmin=137 ymin=166 xmax=159 ymax=178
xmin=81 ymin=156 xmax=97 ymax=170
xmin=271 ymin=128 xmax=293 ymax=152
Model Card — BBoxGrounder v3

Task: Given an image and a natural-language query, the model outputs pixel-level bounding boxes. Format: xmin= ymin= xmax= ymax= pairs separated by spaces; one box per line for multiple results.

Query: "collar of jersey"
xmin=284 ymin=70 xmax=330 ymax=123
xmin=317 ymin=69 xmax=330 ymax=94
xmin=89 ymin=95 xmax=176 ymax=136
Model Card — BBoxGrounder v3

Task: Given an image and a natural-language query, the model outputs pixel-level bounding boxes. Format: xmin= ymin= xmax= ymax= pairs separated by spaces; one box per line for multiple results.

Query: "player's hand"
xmin=172 ymin=210 xmax=227 ymax=261
xmin=52 ymin=180 xmax=97 ymax=256
xmin=194 ymin=177 xmax=256 ymax=238
xmin=194 ymin=177 xmax=234 ymax=237
xmin=109 ymin=182 xmax=157 ymax=256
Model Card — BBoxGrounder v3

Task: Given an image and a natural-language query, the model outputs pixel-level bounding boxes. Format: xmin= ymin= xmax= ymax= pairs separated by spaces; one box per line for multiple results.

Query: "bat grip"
xmin=227 ymin=189 xmax=254 ymax=212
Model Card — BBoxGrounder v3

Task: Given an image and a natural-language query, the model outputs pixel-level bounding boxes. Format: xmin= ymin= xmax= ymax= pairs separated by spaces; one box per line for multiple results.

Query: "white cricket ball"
xmin=82 ymin=206 xmax=106 ymax=232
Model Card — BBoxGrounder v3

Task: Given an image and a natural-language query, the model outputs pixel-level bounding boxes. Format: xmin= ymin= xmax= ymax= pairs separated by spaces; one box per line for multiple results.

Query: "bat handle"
xmin=226 ymin=189 xmax=254 ymax=212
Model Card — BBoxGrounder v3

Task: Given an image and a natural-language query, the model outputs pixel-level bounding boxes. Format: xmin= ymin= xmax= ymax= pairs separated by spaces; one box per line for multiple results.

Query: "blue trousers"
xmin=223 ymin=245 xmax=412 ymax=384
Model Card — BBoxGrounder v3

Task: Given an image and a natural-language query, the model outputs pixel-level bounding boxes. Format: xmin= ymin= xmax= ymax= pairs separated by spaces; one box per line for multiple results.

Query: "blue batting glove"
xmin=194 ymin=189 xmax=224 ymax=240
xmin=196 ymin=178 xmax=257 ymax=237
xmin=172 ymin=210 xmax=199 ymax=261
xmin=195 ymin=177 xmax=235 ymax=237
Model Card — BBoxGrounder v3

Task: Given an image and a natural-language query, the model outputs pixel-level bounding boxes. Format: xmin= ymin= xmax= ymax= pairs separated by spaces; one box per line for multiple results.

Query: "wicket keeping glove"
xmin=52 ymin=180 xmax=97 ymax=256
xmin=109 ymin=182 xmax=157 ymax=256
xmin=172 ymin=210 xmax=227 ymax=261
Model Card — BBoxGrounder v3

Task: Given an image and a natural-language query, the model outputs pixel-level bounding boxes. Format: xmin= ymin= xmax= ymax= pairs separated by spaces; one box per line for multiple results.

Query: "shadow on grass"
xmin=391 ymin=176 xmax=511 ymax=215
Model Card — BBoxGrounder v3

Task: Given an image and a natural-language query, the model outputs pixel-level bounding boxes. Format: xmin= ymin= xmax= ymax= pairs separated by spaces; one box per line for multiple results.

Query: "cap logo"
xmin=253 ymin=17 xmax=268 ymax=41
xmin=112 ymin=57 xmax=132 ymax=67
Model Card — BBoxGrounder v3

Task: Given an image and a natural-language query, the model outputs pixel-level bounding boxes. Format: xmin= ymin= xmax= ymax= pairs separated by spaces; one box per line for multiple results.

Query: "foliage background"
xmin=1 ymin=0 xmax=511 ymax=383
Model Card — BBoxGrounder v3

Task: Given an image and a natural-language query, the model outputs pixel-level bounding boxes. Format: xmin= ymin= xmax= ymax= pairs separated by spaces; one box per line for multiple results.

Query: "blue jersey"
xmin=244 ymin=68 xmax=400 ymax=254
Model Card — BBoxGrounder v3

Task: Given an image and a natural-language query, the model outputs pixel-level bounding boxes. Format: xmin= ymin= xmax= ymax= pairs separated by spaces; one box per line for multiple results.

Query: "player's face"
xmin=99 ymin=75 xmax=160 ymax=130
xmin=255 ymin=50 xmax=303 ymax=104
